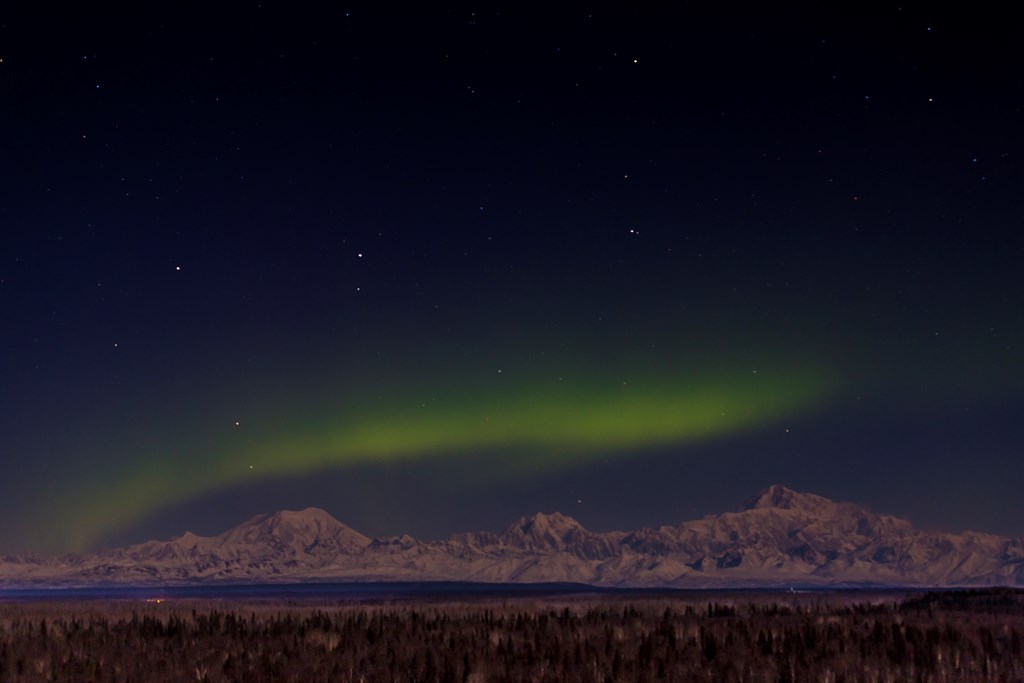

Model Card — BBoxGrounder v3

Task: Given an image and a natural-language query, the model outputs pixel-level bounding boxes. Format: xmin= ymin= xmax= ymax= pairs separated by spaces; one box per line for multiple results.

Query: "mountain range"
xmin=2 ymin=485 xmax=1022 ymax=588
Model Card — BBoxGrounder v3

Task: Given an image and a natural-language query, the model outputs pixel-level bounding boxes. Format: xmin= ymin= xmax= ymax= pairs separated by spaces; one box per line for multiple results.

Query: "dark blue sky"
xmin=1 ymin=4 xmax=1021 ymax=553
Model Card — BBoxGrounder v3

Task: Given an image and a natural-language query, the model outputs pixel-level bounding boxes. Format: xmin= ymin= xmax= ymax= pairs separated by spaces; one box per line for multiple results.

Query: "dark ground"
xmin=1 ymin=588 xmax=1022 ymax=682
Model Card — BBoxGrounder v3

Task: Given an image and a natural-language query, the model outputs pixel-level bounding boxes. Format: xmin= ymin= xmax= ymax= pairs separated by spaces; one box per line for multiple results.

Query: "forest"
xmin=0 ymin=589 xmax=1022 ymax=682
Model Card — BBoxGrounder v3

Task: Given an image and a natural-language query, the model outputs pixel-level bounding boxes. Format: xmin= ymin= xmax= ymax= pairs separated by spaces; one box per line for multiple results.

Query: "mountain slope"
xmin=1 ymin=486 xmax=1021 ymax=588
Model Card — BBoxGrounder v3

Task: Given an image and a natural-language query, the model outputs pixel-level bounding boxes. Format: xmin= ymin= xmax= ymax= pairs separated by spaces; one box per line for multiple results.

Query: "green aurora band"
xmin=60 ymin=368 xmax=830 ymax=550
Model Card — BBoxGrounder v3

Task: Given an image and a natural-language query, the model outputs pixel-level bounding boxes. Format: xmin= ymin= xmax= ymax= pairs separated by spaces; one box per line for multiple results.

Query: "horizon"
xmin=13 ymin=483 xmax=1022 ymax=560
xmin=3 ymin=480 xmax=1021 ymax=591
xmin=144 ymin=483 xmax=1024 ymax=544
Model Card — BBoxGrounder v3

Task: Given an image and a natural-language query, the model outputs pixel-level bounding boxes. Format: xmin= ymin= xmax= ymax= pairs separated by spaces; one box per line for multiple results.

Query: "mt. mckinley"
xmin=2 ymin=486 xmax=1022 ymax=588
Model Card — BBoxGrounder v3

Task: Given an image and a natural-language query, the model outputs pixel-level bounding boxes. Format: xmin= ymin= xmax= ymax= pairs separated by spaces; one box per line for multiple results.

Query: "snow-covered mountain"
xmin=2 ymin=485 xmax=1022 ymax=588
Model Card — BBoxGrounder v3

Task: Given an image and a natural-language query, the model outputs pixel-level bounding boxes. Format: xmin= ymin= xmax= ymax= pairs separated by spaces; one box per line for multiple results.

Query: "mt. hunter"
xmin=2 ymin=486 xmax=1022 ymax=588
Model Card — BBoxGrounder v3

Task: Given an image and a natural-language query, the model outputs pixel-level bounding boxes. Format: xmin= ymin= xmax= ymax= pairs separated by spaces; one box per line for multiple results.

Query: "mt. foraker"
xmin=2 ymin=486 xmax=1022 ymax=588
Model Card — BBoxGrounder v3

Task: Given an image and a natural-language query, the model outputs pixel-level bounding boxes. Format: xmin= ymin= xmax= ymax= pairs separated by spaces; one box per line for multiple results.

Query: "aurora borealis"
xmin=56 ymin=367 xmax=829 ymax=549
xmin=1 ymin=6 xmax=1021 ymax=553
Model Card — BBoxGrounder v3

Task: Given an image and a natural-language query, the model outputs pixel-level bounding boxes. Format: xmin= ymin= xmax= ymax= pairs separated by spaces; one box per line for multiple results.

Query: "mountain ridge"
xmin=2 ymin=485 xmax=1022 ymax=588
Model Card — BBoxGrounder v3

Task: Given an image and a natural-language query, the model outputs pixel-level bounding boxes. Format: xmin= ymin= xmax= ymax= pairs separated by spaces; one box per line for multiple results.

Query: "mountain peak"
xmin=744 ymin=485 xmax=834 ymax=513
xmin=270 ymin=507 xmax=338 ymax=524
xmin=500 ymin=512 xmax=588 ymax=551
xmin=523 ymin=511 xmax=581 ymax=529
xmin=172 ymin=531 xmax=203 ymax=545
xmin=238 ymin=507 xmax=351 ymax=531
xmin=216 ymin=507 xmax=371 ymax=553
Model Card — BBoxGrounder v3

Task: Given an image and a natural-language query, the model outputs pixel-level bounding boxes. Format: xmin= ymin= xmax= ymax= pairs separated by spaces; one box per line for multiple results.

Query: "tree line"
xmin=0 ymin=589 xmax=1021 ymax=682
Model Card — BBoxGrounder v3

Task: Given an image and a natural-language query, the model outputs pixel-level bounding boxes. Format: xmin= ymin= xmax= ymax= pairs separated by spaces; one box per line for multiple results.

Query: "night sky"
xmin=1 ymin=5 xmax=1021 ymax=554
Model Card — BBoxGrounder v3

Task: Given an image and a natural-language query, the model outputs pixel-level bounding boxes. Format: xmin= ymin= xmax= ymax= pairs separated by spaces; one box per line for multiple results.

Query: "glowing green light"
xmin=58 ymin=368 xmax=830 ymax=550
